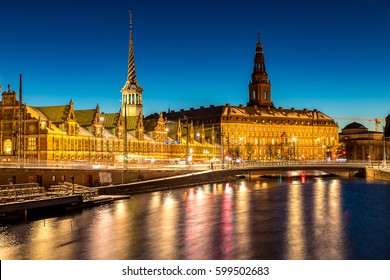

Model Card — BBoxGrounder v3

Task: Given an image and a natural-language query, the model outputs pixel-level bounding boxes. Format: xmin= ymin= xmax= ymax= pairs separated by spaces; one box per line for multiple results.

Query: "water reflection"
xmin=235 ymin=181 xmax=250 ymax=258
xmin=1 ymin=178 xmax=390 ymax=259
xmin=183 ymin=186 xmax=213 ymax=259
xmin=220 ymin=183 xmax=234 ymax=259
xmin=285 ymin=182 xmax=305 ymax=259
xmin=145 ymin=192 xmax=178 ymax=259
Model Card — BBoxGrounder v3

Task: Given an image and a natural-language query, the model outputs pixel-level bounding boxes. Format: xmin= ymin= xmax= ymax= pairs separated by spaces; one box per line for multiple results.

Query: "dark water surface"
xmin=1 ymin=177 xmax=390 ymax=260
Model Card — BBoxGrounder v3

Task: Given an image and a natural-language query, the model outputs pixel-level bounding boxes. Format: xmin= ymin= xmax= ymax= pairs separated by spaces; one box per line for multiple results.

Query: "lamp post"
xmin=165 ymin=128 xmax=169 ymax=159
xmin=330 ymin=137 xmax=335 ymax=160
xmin=70 ymin=175 xmax=75 ymax=195
xmin=204 ymin=149 xmax=211 ymax=169
xmin=292 ymin=137 xmax=297 ymax=160
xmin=183 ymin=116 xmax=189 ymax=166
xmin=221 ymin=127 xmax=225 ymax=169
xmin=123 ymin=102 xmax=128 ymax=169
xmin=383 ymin=127 xmax=389 ymax=168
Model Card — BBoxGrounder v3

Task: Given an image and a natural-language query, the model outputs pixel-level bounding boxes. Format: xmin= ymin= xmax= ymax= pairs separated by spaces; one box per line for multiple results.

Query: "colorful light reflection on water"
xmin=1 ymin=178 xmax=390 ymax=260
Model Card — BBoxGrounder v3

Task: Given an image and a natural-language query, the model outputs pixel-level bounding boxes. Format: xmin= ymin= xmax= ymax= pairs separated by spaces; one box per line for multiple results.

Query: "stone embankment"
xmin=366 ymin=167 xmax=390 ymax=181
xmin=96 ymin=169 xmax=247 ymax=195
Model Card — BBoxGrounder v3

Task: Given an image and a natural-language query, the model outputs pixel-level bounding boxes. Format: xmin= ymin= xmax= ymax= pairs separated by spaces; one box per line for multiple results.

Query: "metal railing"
xmin=0 ymin=158 xmax=379 ymax=171
xmin=0 ymin=183 xmax=46 ymax=203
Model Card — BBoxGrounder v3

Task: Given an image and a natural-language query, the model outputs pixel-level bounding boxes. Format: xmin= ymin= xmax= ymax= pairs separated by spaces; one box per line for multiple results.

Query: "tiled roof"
xmin=35 ymin=105 xmax=69 ymax=123
xmin=124 ymin=116 xmax=138 ymax=130
xmin=26 ymin=106 xmax=50 ymax=121
xmin=225 ymin=105 xmax=335 ymax=122
xmin=74 ymin=109 xmax=95 ymax=126
xmin=104 ymin=113 xmax=119 ymax=129
xmin=146 ymin=105 xmax=225 ymax=122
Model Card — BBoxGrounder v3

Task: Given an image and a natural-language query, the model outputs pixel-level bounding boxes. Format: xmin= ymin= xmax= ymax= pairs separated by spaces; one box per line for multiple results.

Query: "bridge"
xmin=236 ymin=160 xmax=369 ymax=177
xmin=0 ymin=160 xmax=372 ymax=190
xmin=97 ymin=161 xmax=371 ymax=195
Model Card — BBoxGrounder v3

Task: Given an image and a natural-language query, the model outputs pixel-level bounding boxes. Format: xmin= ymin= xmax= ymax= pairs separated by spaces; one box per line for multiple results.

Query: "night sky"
xmin=1 ymin=0 xmax=389 ymax=131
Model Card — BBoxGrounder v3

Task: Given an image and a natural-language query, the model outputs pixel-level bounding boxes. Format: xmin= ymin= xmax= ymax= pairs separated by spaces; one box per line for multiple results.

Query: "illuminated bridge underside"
xmin=241 ymin=162 xmax=368 ymax=177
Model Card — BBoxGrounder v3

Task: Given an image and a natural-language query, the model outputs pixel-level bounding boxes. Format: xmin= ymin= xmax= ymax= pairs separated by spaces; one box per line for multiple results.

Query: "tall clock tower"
xmin=121 ymin=10 xmax=143 ymax=118
xmin=247 ymin=34 xmax=274 ymax=108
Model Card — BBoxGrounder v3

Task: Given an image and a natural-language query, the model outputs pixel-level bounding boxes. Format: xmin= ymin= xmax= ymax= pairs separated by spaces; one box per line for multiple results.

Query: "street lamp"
xmin=123 ymin=102 xmax=128 ymax=169
xmin=383 ymin=126 xmax=389 ymax=168
xmin=204 ymin=149 xmax=211 ymax=169
xmin=292 ymin=137 xmax=297 ymax=160
xmin=70 ymin=175 xmax=75 ymax=195
xmin=183 ymin=116 xmax=189 ymax=166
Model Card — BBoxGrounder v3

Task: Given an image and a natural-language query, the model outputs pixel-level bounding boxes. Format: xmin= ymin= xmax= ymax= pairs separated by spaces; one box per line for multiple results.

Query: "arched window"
xmin=3 ymin=139 xmax=12 ymax=155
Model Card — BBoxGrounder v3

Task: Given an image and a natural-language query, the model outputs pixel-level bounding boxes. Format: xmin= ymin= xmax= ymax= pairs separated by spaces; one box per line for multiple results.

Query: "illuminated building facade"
xmin=338 ymin=121 xmax=390 ymax=161
xmin=158 ymin=35 xmax=339 ymax=161
xmin=1 ymin=15 xmax=339 ymax=164
xmin=0 ymin=12 xmax=219 ymax=164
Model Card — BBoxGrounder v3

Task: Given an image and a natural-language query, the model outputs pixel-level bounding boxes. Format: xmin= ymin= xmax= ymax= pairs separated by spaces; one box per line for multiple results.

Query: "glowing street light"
xmin=292 ymin=137 xmax=297 ymax=160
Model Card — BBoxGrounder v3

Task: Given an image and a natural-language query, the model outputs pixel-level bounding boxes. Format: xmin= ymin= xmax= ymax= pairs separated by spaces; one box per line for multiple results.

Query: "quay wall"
xmin=96 ymin=169 xmax=246 ymax=195
xmin=366 ymin=167 xmax=390 ymax=181
xmin=0 ymin=168 xmax=193 ymax=189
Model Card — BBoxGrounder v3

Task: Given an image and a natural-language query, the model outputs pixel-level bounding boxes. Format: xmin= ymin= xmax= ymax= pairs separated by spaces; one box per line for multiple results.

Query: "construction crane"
xmin=334 ymin=117 xmax=385 ymax=132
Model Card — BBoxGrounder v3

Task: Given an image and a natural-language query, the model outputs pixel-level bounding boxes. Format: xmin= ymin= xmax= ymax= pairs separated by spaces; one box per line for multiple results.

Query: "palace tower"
xmin=247 ymin=34 xmax=274 ymax=108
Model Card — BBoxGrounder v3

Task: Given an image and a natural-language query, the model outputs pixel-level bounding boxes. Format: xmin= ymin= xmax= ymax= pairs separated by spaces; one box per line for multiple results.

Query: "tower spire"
xmin=121 ymin=9 xmax=143 ymax=118
xmin=126 ymin=9 xmax=140 ymax=88
xmin=247 ymin=34 xmax=274 ymax=108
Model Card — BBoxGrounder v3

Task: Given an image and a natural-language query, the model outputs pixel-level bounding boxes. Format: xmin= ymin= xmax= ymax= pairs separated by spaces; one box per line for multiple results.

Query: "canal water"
xmin=1 ymin=177 xmax=390 ymax=260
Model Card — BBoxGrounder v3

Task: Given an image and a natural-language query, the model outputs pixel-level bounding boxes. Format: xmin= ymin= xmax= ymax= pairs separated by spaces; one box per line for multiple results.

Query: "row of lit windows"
xmin=225 ymin=135 xmax=337 ymax=146
xmin=249 ymin=147 xmax=328 ymax=158
xmin=224 ymin=124 xmax=337 ymax=135
xmin=25 ymin=136 xmax=218 ymax=157
xmin=223 ymin=117 xmax=335 ymax=126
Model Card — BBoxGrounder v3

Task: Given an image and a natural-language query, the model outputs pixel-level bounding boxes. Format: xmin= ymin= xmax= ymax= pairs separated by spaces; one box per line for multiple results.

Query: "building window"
xmin=3 ymin=139 xmax=13 ymax=155
xmin=28 ymin=137 xmax=37 ymax=151
xmin=96 ymin=140 xmax=101 ymax=151
xmin=264 ymin=91 xmax=267 ymax=100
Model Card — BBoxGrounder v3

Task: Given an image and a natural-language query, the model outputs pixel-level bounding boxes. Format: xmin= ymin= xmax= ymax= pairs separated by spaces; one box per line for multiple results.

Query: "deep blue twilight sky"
xmin=1 ymin=0 xmax=389 ymax=131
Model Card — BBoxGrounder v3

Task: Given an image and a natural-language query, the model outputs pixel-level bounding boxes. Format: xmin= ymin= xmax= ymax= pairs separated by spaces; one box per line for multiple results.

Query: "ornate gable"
xmin=135 ymin=112 xmax=144 ymax=140
xmin=66 ymin=99 xmax=77 ymax=136
xmin=153 ymin=112 xmax=167 ymax=141
xmin=177 ymin=118 xmax=182 ymax=141
xmin=92 ymin=104 xmax=104 ymax=138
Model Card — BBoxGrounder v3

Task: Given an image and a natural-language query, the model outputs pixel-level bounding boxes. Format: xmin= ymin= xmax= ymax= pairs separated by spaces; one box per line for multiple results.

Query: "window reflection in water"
xmin=285 ymin=182 xmax=306 ymax=259
xmin=220 ymin=183 xmax=234 ymax=259
xmin=145 ymin=191 xmax=178 ymax=259
xmin=183 ymin=186 xmax=213 ymax=259
xmin=235 ymin=181 xmax=250 ymax=259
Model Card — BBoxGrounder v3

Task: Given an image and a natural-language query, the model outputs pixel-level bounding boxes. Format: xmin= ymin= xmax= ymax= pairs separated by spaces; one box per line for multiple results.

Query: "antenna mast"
xmin=18 ymin=74 xmax=24 ymax=165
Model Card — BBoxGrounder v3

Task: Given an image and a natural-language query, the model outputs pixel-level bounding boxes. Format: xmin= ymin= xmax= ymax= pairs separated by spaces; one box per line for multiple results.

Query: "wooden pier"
xmin=0 ymin=182 xmax=130 ymax=222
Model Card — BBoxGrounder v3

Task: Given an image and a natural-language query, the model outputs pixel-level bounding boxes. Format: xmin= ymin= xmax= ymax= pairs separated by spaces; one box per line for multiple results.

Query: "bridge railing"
xmin=0 ymin=158 xmax=375 ymax=170
xmin=239 ymin=160 xmax=372 ymax=168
